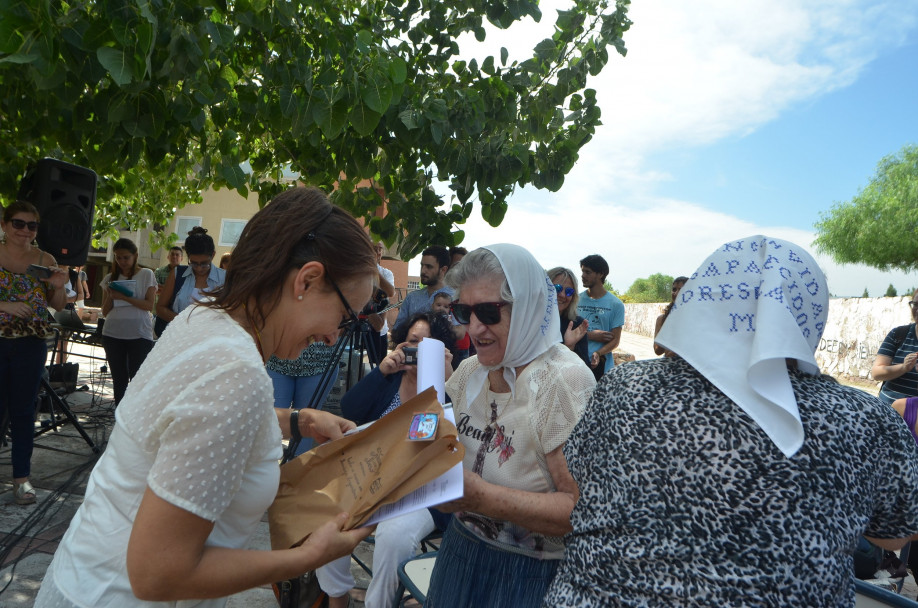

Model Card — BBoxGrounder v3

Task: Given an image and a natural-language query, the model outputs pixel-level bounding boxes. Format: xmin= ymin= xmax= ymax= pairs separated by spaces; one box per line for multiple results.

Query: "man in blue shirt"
xmin=393 ymin=245 xmax=454 ymax=335
xmin=577 ymin=254 xmax=625 ymax=379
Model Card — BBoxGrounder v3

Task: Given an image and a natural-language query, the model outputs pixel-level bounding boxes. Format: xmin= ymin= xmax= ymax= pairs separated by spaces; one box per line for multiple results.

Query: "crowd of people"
xmin=0 ymin=189 xmax=916 ymax=607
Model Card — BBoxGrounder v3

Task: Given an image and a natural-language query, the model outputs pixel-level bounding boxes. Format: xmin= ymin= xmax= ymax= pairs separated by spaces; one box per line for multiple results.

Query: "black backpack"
xmin=153 ymin=265 xmax=188 ymax=337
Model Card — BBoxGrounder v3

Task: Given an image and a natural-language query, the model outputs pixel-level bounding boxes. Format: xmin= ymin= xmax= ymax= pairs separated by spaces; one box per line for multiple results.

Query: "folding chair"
xmin=352 ymin=530 xmax=441 ymax=577
xmin=392 ymin=551 xmax=438 ymax=608
xmin=855 ymin=578 xmax=918 ymax=607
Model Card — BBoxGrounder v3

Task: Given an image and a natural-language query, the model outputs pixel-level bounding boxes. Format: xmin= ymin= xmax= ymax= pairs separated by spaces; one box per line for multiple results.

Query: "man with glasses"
xmin=578 ymin=253 xmax=624 ymax=380
xmin=392 ymin=245 xmax=454 ymax=336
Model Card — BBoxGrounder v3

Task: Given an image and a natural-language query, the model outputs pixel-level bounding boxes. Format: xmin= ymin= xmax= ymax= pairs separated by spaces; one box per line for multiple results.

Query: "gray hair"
xmin=445 ymin=247 xmax=514 ymax=304
xmin=547 ymin=266 xmax=580 ymax=323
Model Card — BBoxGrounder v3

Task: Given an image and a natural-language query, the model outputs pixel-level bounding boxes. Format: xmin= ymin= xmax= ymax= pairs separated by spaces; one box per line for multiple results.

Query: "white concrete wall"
xmin=623 ymin=297 xmax=913 ymax=384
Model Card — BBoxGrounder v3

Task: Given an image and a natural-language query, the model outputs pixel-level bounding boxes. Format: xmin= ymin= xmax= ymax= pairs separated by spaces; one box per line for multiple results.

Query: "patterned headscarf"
xmin=655 ymin=235 xmax=829 ymax=458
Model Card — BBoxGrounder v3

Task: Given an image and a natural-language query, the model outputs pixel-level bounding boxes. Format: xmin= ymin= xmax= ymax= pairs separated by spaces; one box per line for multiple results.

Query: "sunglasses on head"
xmin=9 ymin=219 xmax=39 ymax=231
xmin=450 ymin=301 xmax=509 ymax=325
xmin=554 ymin=284 xmax=575 ymax=298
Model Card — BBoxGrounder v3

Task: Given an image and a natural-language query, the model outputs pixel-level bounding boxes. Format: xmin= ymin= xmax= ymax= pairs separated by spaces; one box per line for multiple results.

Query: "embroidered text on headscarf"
xmin=655 ymin=235 xmax=829 ymax=458
xmin=672 ymin=237 xmax=826 ymax=346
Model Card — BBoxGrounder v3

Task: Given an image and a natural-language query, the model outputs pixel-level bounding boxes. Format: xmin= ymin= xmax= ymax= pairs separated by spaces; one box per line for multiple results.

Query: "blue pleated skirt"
xmin=424 ymin=517 xmax=560 ymax=608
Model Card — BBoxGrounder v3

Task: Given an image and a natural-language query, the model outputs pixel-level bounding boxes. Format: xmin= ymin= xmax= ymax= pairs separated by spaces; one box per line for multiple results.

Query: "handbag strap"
xmin=168 ymin=265 xmax=188 ymax=312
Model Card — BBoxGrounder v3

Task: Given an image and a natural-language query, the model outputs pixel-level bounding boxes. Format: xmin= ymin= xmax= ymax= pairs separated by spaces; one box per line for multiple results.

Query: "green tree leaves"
xmin=814 ymin=144 xmax=918 ymax=272
xmin=0 ymin=0 xmax=632 ymax=258
xmin=625 ymin=273 xmax=675 ymax=303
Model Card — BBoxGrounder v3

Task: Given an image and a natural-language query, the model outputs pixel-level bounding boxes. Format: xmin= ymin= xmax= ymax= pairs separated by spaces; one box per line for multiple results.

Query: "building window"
xmin=407 ymin=281 xmax=420 ymax=290
xmin=175 ymin=216 xmax=202 ymax=238
xmin=219 ymin=219 xmax=247 ymax=247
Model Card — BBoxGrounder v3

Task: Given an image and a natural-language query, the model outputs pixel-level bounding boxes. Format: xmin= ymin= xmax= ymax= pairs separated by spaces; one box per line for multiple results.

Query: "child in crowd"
xmin=432 ymin=292 xmax=469 ymax=369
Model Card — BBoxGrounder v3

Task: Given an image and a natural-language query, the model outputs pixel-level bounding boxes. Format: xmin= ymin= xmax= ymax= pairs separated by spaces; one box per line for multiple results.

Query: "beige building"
xmin=84 ymin=187 xmax=411 ymax=318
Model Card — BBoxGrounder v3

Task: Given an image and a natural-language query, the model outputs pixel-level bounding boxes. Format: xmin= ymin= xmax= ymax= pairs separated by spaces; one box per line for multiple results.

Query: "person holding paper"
xmin=423 ymin=244 xmax=596 ymax=608
xmin=341 ymin=311 xmax=455 ymax=425
xmin=36 ymin=187 xmax=376 ymax=608
xmin=322 ymin=311 xmax=456 ymax=608
xmin=155 ymin=226 xmax=227 ymax=330
xmin=100 ymin=237 xmax=157 ymax=405
xmin=544 ymin=236 xmax=918 ymax=607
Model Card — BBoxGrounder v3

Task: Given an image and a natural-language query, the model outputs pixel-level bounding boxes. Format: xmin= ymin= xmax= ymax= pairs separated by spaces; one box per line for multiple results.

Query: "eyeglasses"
xmin=554 ymin=284 xmax=575 ymax=298
xmin=189 ymin=261 xmax=212 ymax=269
xmin=9 ymin=219 xmax=39 ymax=232
xmin=909 ymin=302 xmax=918 ymax=309
xmin=450 ymin=301 xmax=509 ymax=325
xmin=329 ymin=277 xmax=360 ymax=329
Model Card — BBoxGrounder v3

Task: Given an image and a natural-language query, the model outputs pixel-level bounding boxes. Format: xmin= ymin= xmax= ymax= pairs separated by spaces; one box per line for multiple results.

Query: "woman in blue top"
xmin=155 ymin=226 xmax=226 ymax=325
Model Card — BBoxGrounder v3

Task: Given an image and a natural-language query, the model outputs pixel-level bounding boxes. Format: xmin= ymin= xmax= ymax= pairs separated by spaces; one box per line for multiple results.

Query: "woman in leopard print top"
xmin=546 ymin=236 xmax=918 ymax=607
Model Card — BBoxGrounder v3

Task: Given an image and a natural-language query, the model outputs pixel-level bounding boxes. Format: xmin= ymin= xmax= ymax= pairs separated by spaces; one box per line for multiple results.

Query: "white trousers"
xmin=316 ymin=509 xmax=436 ymax=607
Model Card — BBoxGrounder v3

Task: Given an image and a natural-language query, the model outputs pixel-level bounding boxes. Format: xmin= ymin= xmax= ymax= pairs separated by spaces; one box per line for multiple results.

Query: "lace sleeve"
xmin=530 ymin=345 xmax=596 ymax=455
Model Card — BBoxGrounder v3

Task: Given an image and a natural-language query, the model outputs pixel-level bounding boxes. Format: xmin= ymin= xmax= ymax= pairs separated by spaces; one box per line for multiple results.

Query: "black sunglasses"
xmin=450 ymin=301 xmax=509 ymax=325
xmin=909 ymin=301 xmax=918 ymax=309
xmin=328 ymin=277 xmax=360 ymax=329
xmin=554 ymin=284 xmax=575 ymax=298
xmin=10 ymin=219 xmax=39 ymax=231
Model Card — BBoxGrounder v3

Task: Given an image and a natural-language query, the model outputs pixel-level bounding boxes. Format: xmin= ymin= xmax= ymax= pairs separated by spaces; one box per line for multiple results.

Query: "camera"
xmin=27 ymin=264 xmax=53 ymax=280
xmin=360 ymin=287 xmax=390 ymax=316
xmin=403 ymin=347 xmax=418 ymax=365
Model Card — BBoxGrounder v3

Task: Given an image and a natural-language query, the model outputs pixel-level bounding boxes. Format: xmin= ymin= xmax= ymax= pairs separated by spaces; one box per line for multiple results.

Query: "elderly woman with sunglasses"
xmin=547 ymin=267 xmax=589 ymax=367
xmin=422 ymin=245 xmax=596 ymax=608
xmin=36 ymin=188 xmax=376 ymax=607
xmin=0 ymin=201 xmax=68 ymax=505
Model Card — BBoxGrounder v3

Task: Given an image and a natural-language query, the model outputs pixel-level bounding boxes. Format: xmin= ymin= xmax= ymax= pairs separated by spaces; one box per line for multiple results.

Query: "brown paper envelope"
xmin=347 ymin=434 xmax=463 ymax=524
xmin=268 ymin=387 xmax=465 ymax=549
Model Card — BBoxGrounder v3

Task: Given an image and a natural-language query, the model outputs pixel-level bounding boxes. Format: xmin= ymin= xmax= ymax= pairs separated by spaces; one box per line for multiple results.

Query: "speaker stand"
xmin=35 ymin=377 xmax=101 ymax=454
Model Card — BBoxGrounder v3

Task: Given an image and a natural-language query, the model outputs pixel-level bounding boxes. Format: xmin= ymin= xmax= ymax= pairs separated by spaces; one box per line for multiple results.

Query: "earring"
xmin=297 ymin=295 xmax=303 ymax=301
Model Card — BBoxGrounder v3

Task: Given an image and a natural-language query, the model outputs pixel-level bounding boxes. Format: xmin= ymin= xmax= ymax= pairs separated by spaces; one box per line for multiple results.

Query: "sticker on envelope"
xmin=408 ymin=413 xmax=439 ymax=441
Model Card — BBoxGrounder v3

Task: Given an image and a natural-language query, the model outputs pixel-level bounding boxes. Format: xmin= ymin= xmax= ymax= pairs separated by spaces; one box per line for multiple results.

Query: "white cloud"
xmin=441 ymin=196 xmax=918 ymax=298
xmin=427 ymin=1 xmax=918 ymax=299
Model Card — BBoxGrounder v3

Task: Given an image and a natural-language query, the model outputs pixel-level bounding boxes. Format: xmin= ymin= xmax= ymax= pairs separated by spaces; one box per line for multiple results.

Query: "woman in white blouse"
xmin=100 ymin=237 xmax=157 ymax=405
xmin=37 ymin=187 xmax=378 ymax=607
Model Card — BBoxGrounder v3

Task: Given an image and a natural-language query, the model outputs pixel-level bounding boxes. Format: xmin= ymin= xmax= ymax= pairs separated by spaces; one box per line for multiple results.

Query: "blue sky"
xmin=653 ymin=40 xmax=918 ymax=233
xmin=417 ymin=0 xmax=918 ymax=298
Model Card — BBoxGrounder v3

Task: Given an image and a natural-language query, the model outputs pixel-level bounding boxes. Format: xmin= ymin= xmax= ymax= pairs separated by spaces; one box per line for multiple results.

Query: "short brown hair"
xmin=203 ymin=187 xmax=376 ymax=330
xmin=3 ymin=200 xmax=40 ymax=223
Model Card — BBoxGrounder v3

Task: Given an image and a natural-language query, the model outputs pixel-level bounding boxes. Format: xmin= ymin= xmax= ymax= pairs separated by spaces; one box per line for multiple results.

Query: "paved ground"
xmin=0 ymin=331 xmax=912 ymax=606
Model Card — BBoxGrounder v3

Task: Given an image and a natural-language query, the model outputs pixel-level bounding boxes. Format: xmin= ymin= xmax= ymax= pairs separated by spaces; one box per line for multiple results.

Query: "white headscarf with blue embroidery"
xmin=462 ymin=244 xmax=561 ymax=406
xmin=655 ymin=235 xmax=829 ymax=458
